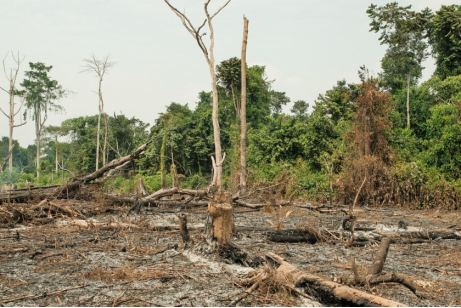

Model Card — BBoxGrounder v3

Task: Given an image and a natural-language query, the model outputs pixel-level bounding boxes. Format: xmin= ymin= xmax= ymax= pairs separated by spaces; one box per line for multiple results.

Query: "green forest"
xmin=2 ymin=3 xmax=461 ymax=210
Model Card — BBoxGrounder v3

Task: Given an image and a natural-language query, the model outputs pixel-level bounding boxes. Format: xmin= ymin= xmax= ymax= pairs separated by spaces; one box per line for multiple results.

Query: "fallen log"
xmin=400 ymin=230 xmax=461 ymax=240
xmin=0 ymin=138 xmax=153 ymax=204
xmin=266 ymin=252 xmax=407 ymax=307
xmin=267 ymin=229 xmax=319 ymax=244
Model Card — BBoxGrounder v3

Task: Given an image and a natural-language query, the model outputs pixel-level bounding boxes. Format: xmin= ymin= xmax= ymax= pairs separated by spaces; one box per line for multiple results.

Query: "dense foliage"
xmin=2 ymin=3 xmax=461 ymax=209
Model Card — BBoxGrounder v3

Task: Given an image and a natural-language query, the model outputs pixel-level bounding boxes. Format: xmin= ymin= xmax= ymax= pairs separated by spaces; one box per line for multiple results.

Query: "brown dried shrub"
xmin=340 ymin=68 xmax=394 ymax=207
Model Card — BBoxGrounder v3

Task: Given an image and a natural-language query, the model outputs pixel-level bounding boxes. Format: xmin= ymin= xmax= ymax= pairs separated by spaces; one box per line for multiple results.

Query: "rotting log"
xmin=208 ymin=190 xmax=234 ymax=246
xmin=267 ymin=229 xmax=319 ymax=244
xmin=266 ymin=252 xmax=408 ymax=307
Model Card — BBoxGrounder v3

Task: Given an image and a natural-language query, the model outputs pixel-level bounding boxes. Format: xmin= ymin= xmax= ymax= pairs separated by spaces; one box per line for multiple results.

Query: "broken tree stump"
xmin=178 ymin=213 xmax=190 ymax=246
xmin=345 ymin=236 xmax=418 ymax=296
xmin=137 ymin=177 xmax=149 ymax=197
xmin=266 ymin=252 xmax=407 ymax=307
xmin=208 ymin=190 xmax=234 ymax=246
xmin=368 ymin=236 xmax=391 ymax=275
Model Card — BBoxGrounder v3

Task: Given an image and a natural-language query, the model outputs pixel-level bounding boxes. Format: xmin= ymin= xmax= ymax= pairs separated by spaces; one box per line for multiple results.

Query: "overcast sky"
xmin=0 ymin=0 xmax=454 ymax=146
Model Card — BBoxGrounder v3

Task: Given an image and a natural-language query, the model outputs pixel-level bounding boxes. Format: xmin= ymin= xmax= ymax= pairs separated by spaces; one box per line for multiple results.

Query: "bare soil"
xmin=0 ymin=200 xmax=460 ymax=307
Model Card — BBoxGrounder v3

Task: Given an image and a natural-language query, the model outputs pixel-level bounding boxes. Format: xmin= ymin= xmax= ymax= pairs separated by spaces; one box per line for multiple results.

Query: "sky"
xmin=0 ymin=0 xmax=454 ymax=147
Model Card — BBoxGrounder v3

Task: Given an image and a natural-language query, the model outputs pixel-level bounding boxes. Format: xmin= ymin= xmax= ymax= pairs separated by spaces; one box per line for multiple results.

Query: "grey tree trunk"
xmin=240 ymin=16 xmax=249 ymax=195
xmin=406 ymin=73 xmax=410 ymax=129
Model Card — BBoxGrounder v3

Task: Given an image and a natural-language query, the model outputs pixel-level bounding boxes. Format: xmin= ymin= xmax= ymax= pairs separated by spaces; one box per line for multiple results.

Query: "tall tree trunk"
xmin=8 ymin=110 xmax=13 ymax=172
xmin=208 ymin=62 xmax=223 ymax=188
xmin=406 ymin=73 xmax=410 ymax=129
xmin=160 ymin=123 xmax=167 ymax=189
xmin=240 ymin=16 xmax=249 ymax=195
xmin=36 ymin=134 xmax=40 ymax=178
xmin=55 ymin=136 xmax=58 ymax=173
xmin=103 ymin=112 xmax=108 ymax=166
xmin=35 ymin=106 xmax=40 ymax=179
xmin=96 ymin=110 xmax=101 ymax=171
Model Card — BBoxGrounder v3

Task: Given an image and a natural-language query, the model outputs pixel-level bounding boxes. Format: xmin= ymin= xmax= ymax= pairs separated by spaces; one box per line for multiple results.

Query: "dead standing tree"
xmin=82 ymin=54 xmax=116 ymax=171
xmin=0 ymin=52 xmax=27 ymax=172
xmin=164 ymin=0 xmax=234 ymax=247
xmin=239 ymin=16 xmax=249 ymax=196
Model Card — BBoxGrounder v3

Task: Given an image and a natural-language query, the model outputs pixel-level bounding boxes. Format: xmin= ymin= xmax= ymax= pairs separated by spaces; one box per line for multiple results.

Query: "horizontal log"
xmin=266 ymin=252 xmax=407 ymax=307
xmin=267 ymin=229 xmax=319 ymax=243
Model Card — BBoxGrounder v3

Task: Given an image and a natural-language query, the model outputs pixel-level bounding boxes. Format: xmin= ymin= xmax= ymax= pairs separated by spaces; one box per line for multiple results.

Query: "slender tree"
xmin=368 ymin=3 xmax=431 ymax=128
xmin=21 ymin=62 xmax=65 ymax=178
xmin=0 ymin=52 xmax=27 ymax=172
xmin=164 ymin=0 xmax=231 ymax=189
xmin=240 ymin=16 xmax=249 ymax=195
xmin=82 ymin=54 xmax=116 ymax=171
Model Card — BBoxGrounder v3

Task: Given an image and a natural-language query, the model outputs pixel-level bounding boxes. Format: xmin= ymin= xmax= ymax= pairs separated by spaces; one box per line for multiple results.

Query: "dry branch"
xmin=266 ymin=252 xmax=407 ymax=307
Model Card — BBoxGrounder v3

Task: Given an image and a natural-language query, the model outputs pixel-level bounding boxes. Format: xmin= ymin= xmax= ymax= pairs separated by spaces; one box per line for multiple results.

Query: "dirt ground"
xmin=0 ymin=199 xmax=460 ymax=307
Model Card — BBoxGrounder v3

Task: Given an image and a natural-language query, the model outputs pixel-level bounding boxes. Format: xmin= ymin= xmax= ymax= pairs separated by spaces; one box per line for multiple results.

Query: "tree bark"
xmin=208 ymin=190 xmax=234 ymax=246
xmin=406 ymin=73 xmax=410 ymax=129
xmin=240 ymin=16 xmax=249 ymax=196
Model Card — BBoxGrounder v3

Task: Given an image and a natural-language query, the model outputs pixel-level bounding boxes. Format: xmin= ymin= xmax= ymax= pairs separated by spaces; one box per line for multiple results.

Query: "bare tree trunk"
xmin=82 ymin=54 xmax=115 ymax=171
xmin=55 ymin=137 xmax=58 ymax=173
xmin=1 ymin=53 xmax=26 ymax=172
xmin=8 ymin=112 xmax=13 ymax=172
xmin=239 ymin=16 xmax=249 ymax=196
xmin=161 ymin=124 xmax=167 ymax=189
xmin=103 ymin=112 xmax=108 ymax=166
xmin=406 ymin=73 xmax=410 ymax=129
xmin=208 ymin=62 xmax=223 ymax=188
xmin=35 ymin=106 xmax=41 ymax=179
xmin=96 ymin=109 xmax=101 ymax=171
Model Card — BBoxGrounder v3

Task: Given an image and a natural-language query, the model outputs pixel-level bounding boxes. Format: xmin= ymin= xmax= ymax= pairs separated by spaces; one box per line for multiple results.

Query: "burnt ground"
xmin=0 ymin=200 xmax=460 ymax=307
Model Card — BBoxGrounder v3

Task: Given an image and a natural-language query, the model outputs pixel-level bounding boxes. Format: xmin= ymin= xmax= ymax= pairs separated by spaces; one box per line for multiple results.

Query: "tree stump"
xmin=208 ymin=190 xmax=234 ymax=246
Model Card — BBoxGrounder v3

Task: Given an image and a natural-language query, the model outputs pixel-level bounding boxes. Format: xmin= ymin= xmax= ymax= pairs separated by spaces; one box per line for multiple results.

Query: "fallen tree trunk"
xmin=0 ymin=139 xmax=153 ymax=204
xmin=267 ymin=229 xmax=319 ymax=244
xmin=266 ymin=252 xmax=407 ymax=307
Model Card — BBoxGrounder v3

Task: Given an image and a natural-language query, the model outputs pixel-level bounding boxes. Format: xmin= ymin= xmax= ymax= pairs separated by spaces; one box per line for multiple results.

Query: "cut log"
xmin=267 ymin=229 xmax=319 ymax=243
xmin=208 ymin=190 xmax=234 ymax=246
xmin=266 ymin=252 xmax=407 ymax=307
